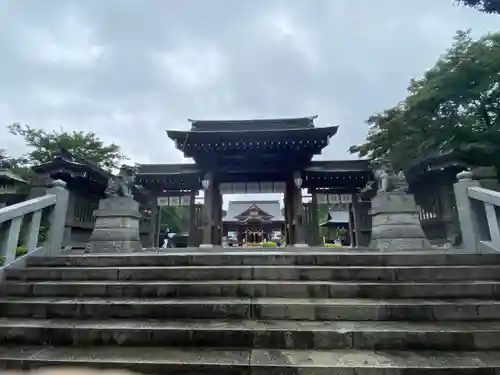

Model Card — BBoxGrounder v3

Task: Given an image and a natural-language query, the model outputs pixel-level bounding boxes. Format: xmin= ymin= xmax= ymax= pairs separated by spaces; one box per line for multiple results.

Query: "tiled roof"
xmin=223 ymin=200 xmax=284 ymax=222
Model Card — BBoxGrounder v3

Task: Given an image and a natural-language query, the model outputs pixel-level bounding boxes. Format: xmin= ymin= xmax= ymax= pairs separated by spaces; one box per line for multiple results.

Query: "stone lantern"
xmin=0 ymin=159 xmax=27 ymax=208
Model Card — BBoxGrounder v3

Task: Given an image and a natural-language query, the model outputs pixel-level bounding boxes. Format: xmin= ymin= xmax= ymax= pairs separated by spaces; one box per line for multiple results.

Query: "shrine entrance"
xmin=242 ymin=229 xmax=264 ymax=246
xmin=223 ymin=199 xmax=285 ymax=246
xmin=135 ymin=116 xmax=373 ymax=248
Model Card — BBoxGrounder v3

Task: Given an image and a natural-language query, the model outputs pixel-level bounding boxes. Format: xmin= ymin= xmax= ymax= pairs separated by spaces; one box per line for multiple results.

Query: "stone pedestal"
xmin=369 ymin=192 xmax=431 ymax=251
xmin=87 ymin=196 xmax=142 ymax=253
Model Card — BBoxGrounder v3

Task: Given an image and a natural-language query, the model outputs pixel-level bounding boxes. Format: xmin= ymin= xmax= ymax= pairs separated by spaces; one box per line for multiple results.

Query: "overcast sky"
xmin=0 ymin=0 xmax=498 ymax=207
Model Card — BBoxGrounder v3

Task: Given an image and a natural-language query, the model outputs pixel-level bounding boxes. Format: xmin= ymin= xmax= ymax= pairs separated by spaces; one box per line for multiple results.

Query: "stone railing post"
xmin=45 ymin=180 xmax=69 ymax=255
xmin=453 ymin=171 xmax=482 ymax=252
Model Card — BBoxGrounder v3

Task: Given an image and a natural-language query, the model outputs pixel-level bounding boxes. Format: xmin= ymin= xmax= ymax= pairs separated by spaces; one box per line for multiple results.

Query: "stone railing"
xmin=0 ymin=180 xmax=69 ymax=267
xmin=454 ymin=171 xmax=500 ymax=253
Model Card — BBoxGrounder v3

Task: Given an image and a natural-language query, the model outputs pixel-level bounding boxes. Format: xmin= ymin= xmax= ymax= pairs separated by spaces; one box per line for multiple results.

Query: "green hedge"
xmin=325 ymin=243 xmax=343 ymax=248
xmin=262 ymin=241 xmax=278 ymax=248
xmin=0 ymin=246 xmax=28 ymax=266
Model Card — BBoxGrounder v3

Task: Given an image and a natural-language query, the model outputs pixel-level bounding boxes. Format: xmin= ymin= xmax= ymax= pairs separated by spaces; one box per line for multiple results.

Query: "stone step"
xmin=8 ymin=265 xmax=500 ymax=281
xmin=4 ymin=280 xmax=500 ymax=299
xmin=1 ymin=346 xmax=500 ymax=374
xmin=2 ymin=318 xmax=500 ymax=350
xmin=26 ymin=251 xmax=500 ymax=267
xmin=1 ymin=297 xmax=500 ymax=321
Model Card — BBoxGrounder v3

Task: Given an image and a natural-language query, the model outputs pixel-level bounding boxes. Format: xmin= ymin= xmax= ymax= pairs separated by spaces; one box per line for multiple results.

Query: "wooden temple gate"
xmin=10 ymin=120 xmax=489 ymax=249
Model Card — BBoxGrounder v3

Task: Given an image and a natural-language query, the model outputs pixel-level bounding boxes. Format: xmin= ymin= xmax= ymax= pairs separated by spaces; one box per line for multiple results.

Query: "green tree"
xmin=456 ymin=0 xmax=500 ymax=14
xmin=350 ymin=30 xmax=500 ymax=171
xmin=159 ymin=206 xmax=190 ymax=233
xmin=8 ymin=123 xmax=125 ymax=171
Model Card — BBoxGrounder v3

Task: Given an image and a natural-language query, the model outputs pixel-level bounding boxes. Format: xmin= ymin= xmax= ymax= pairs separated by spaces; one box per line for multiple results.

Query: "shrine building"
xmin=136 ymin=116 xmax=373 ymax=248
xmin=222 ymin=200 xmax=285 ymax=245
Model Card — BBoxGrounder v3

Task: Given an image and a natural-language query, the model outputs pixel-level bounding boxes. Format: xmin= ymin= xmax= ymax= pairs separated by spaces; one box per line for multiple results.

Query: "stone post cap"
xmin=50 ymin=179 xmax=67 ymax=188
xmin=457 ymin=170 xmax=473 ymax=181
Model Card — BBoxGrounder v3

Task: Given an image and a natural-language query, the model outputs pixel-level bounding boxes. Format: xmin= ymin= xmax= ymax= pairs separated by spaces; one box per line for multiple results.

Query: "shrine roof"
xmin=320 ymin=210 xmax=349 ymax=227
xmin=0 ymin=169 xmax=27 ymax=184
xmin=187 ymin=116 xmax=317 ymax=132
xmin=405 ymin=149 xmax=466 ymax=181
xmin=137 ymin=163 xmax=200 ymax=175
xmin=31 ymin=149 xmax=112 ymax=181
xmin=166 ymin=125 xmax=338 ymax=140
xmin=305 ymin=159 xmax=371 ymax=173
xmin=223 ymin=200 xmax=284 ymax=223
xmin=166 ymin=115 xmax=338 ymax=148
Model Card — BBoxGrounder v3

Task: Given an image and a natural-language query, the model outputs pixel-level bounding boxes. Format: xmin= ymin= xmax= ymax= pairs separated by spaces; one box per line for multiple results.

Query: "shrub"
xmin=0 ymin=246 xmax=28 ymax=267
xmin=38 ymin=226 xmax=47 ymax=245
xmin=262 ymin=241 xmax=278 ymax=248
xmin=326 ymin=243 xmax=343 ymax=248
xmin=16 ymin=246 xmax=28 ymax=257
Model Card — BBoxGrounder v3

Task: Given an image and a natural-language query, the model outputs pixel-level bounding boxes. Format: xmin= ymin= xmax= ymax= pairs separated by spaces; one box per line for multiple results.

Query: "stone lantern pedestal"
xmin=369 ymin=192 xmax=431 ymax=251
xmin=87 ymin=196 xmax=142 ymax=253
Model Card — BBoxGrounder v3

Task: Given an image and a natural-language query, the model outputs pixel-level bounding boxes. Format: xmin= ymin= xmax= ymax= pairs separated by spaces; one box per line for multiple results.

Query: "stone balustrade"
xmin=0 ymin=180 xmax=69 ymax=267
xmin=454 ymin=171 xmax=500 ymax=253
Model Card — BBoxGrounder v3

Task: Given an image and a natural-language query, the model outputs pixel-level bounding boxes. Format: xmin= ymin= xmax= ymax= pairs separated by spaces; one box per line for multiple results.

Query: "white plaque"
xmin=246 ymin=182 xmax=259 ymax=194
xmin=317 ymin=193 xmax=328 ymax=204
xmin=273 ymin=182 xmax=285 ymax=192
xmin=157 ymin=197 xmax=169 ymax=206
xmin=169 ymin=196 xmax=180 ymax=206
xmin=259 ymin=182 xmax=273 ymax=193
xmin=340 ymin=194 xmax=352 ymax=204
xmin=219 ymin=183 xmax=233 ymax=194
xmin=180 ymin=195 xmax=191 ymax=206
xmin=328 ymin=194 xmax=341 ymax=204
xmin=233 ymin=183 xmax=246 ymax=194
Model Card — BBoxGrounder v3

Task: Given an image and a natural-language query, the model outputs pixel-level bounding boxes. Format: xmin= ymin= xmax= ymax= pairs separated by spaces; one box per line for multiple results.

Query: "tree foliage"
xmin=456 ymin=0 xmax=500 ymax=14
xmin=350 ymin=30 xmax=500 ymax=171
xmin=7 ymin=123 xmax=125 ymax=171
xmin=159 ymin=206 xmax=191 ymax=234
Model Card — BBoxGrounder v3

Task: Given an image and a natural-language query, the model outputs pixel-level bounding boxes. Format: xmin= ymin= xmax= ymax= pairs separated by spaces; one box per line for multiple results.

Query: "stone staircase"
xmin=2 ymin=250 xmax=500 ymax=373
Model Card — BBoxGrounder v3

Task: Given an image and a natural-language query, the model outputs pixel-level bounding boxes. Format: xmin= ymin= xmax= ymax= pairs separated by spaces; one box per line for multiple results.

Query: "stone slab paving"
xmin=5 ymin=279 xmax=500 ymax=298
xmin=2 ymin=318 xmax=500 ymax=350
xmin=2 ymin=346 xmax=500 ymax=374
xmin=49 ymin=250 xmax=500 ymax=267
xmin=9 ymin=265 xmax=500 ymax=281
xmin=3 ymin=250 xmax=500 ymax=374
xmin=2 ymin=296 xmax=500 ymax=321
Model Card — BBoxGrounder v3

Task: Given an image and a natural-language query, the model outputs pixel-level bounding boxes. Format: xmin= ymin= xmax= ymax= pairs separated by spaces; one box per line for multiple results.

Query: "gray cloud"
xmin=0 ymin=0 xmax=498 ymax=203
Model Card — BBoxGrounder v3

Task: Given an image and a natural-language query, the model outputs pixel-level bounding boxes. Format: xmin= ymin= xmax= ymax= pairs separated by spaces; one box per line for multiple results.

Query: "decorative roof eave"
xmin=167 ymin=125 xmax=338 ymax=136
xmin=166 ymin=125 xmax=339 ymax=142
xmin=187 ymin=116 xmax=319 ymax=131
xmin=236 ymin=203 xmax=272 ymax=217
xmin=31 ymin=150 xmax=112 ymax=181
xmin=222 ymin=218 xmax=284 ymax=223
xmin=136 ymin=163 xmax=201 ymax=176
xmin=305 ymin=159 xmax=371 ymax=173
xmin=188 ymin=115 xmax=318 ymax=124
xmin=405 ymin=150 xmax=467 ymax=181
xmin=136 ymin=179 xmax=201 ymax=192
xmin=319 ymin=210 xmax=349 ymax=227
xmin=0 ymin=170 xmax=27 ymax=184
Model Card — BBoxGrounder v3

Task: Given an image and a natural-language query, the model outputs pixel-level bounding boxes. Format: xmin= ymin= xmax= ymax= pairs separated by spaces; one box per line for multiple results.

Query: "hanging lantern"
xmin=293 ymin=171 xmax=303 ymax=189
xmin=201 ymin=174 xmax=211 ymax=190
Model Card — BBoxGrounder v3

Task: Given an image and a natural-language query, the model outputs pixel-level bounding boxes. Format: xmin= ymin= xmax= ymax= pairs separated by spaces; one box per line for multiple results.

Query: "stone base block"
xmin=199 ymin=244 xmax=214 ymax=248
xmin=370 ymin=192 xmax=431 ymax=251
xmin=293 ymin=243 xmax=310 ymax=248
xmin=370 ymin=238 xmax=431 ymax=252
xmin=87 ymin=196 xmax=142 ymax=254
xmin=86 ymin=240 xmax=142 ymax=253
